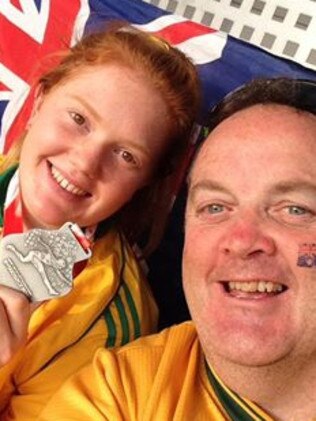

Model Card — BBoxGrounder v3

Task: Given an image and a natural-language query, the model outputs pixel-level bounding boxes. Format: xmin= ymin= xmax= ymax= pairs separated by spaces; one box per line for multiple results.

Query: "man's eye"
xmin=70 ymin=112 xmax=85 ymax=126
xmin=196 ymin=203 xmax=226 ymax=217
xmin=287 ymin=205 xmax=308 ymax=215
xmin=271 ymin=204 xmax=316 ymax=227
xmin=193 ymin=202 xmax=229 ymax=223
xmin=206 ymin=204 xmax=224 ymax=214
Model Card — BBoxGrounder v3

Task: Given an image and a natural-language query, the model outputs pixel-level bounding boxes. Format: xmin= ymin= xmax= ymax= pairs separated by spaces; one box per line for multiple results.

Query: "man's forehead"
xmin=188 ymin=108 xmax=316 ymax=199
xmin=191 ymin=104 xmax=316 ymax=171
xmin=189 ymin=130 xmax=226 ymax=180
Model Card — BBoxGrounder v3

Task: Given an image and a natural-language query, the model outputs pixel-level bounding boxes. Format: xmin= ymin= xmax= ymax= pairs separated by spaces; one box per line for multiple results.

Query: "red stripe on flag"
xmin=0 ymin=1 xmax=81 ymax=82
xmin=10 ymin=0 xmax=23 ymax=11
xmin=154 ymin=20 xmax=216 ymax=45
xmin=0 ymin=81 xmax=10 ymax=91
xmin=1 ymin=0 xmax=81 ymax=153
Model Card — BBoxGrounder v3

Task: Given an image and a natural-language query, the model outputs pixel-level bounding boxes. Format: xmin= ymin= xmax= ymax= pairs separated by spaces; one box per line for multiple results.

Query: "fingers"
xmin=0 ymin=286 xmax=31 ymax=366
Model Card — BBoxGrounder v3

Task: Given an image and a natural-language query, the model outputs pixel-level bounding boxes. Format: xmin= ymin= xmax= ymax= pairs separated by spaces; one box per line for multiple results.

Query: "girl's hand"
xmin=0 ymin=286 xmax=31 ymax=367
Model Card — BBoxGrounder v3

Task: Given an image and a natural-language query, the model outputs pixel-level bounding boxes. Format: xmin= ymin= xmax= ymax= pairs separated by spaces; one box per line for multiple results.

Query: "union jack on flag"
xmin=0 ymin=0 xmax=315 ymax=154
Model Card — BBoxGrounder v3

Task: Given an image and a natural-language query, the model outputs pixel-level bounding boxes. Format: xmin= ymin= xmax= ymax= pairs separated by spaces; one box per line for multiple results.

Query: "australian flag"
xmin=1 ymin=0 xmax=315 ymax=153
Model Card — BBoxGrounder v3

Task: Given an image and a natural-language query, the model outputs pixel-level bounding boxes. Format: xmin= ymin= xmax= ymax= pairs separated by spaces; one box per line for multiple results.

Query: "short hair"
xmin=206 ymin=78 xmax=316 ymax=132
xmin=187 ymin=78 xmax=316 ymax=184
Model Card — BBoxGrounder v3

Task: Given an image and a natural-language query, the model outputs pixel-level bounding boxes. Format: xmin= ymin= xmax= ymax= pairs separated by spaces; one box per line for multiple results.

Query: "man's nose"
xmin=220 ymin=212 xmax=276 ymax=259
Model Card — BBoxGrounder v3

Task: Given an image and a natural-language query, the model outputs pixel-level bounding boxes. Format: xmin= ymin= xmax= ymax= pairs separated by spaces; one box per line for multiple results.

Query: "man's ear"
xmin=26 ymin=84 xmax=44 ymax=129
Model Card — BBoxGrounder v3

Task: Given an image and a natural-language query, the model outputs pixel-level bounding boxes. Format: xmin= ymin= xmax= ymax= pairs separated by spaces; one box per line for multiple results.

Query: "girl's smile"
xmin=19 ymin=64 xmax=170 ymax=230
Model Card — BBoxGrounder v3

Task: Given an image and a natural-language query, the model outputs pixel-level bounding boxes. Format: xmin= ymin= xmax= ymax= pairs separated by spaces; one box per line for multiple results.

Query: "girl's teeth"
xmin=228 ymin=281 xmax=284 ymax=293
xmin=51 ymin=165 xmax=87 ymax=196
xmin=60 ymin=179 xmax=68 ymax=189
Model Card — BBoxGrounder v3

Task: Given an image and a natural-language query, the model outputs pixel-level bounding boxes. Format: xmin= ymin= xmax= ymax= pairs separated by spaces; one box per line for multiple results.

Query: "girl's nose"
xmin=71 ymin=140 xmax=105 ymax=179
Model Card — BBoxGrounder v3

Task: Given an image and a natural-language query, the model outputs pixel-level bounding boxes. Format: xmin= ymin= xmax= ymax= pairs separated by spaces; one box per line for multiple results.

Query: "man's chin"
xmin=204 ymin=334 xmax=295 ymax=369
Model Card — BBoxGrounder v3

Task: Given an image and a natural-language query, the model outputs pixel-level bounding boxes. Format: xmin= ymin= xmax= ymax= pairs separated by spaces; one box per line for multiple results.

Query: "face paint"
xmin=297 ymin=243 xmax=316 ymax=268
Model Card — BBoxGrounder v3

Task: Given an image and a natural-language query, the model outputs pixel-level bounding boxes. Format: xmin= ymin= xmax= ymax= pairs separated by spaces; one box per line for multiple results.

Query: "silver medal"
xmin=0 ymin=222 xmax=92 ymax=302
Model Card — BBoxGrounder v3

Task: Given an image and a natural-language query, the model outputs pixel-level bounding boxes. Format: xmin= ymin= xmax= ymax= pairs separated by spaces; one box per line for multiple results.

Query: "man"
xmin=41 ymin=78 xmax=316 ymax=421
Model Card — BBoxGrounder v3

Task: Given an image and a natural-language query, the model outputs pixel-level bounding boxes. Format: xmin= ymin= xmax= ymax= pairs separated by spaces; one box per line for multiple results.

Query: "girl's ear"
xmin=26 ymin=84 xmax=45 ymax=129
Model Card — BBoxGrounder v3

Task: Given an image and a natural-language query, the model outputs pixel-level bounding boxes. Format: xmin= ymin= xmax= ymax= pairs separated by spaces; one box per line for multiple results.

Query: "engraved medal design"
xmin=0 ymin=222 xmax=92 ymax=302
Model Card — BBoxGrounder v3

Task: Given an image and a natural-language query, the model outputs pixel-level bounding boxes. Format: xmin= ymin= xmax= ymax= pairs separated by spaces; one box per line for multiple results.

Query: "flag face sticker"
xmin=297 ymin=244 xmax=316 ymax=268
xmin=1 ymin=0 xmax=316 ymax=153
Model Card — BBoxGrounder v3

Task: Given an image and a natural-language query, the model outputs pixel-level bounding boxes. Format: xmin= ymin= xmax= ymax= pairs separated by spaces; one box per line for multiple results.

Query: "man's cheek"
xmin=184 ymin=236 xmax=207 ymax=267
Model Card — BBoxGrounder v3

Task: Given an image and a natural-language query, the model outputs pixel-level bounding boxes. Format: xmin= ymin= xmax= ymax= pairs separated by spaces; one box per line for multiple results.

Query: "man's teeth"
xmin=51 ymin=166 xmax=87 ymax=196
xmin=228 ymin=281 xmax=284 ymax=293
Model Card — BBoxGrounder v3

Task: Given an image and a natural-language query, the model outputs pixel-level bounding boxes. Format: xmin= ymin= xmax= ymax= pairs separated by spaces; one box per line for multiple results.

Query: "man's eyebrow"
xmin=188 ymin=179 xmax=316 ymax=204
xmin=188 ymin=180 xmax=232 ymax=202
xmin=269 ymin=181 xmax=316 ymax=196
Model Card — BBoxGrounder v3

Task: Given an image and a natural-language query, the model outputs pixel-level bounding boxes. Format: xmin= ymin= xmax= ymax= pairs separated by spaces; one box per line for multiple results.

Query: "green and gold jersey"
xmin=40 ymin=321 xmax=274 ymax=421
xmin=0 ymin=163 xmax=158 ymax=420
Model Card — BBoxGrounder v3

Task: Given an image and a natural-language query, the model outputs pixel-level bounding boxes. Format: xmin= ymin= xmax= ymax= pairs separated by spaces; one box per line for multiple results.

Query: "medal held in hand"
xmin=0 ymin=222 xmax=92 ymax=302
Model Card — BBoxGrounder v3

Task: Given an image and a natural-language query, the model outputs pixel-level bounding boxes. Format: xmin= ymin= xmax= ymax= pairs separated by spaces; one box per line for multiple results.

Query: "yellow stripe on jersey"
xmin=102 ymin=231 xmax=143 ymax=348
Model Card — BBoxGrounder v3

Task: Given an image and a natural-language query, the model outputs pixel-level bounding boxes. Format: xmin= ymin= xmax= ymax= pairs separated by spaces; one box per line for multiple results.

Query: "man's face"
xmin=183 ymin=104 xmax=316 ymax=367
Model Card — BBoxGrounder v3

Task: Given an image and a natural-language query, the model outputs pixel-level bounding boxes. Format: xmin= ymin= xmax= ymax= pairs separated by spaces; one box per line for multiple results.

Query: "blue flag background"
xmin=85 ymin=0 xmax=316 ymax=120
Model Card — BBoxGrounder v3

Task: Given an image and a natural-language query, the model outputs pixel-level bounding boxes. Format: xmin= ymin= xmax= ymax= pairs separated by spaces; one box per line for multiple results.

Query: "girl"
xmin=0 ymin=24 xmax=200 ymax=419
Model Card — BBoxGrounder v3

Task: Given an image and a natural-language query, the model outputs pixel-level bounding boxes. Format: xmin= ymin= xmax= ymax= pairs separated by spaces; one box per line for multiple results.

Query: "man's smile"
xmin=223 ymin=279 xmax=287 ymax=296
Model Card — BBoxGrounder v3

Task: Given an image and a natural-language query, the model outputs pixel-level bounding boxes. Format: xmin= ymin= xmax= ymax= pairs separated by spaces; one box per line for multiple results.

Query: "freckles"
xmin=297 ymin=243 xmax=316 ymax=268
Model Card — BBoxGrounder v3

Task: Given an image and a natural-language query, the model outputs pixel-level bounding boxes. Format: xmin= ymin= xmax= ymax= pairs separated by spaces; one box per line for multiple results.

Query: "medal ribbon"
xmin=3 ymin=169 xmax=93 ymax=279
xmin=3 ymin=170 xmax=23 ymax=237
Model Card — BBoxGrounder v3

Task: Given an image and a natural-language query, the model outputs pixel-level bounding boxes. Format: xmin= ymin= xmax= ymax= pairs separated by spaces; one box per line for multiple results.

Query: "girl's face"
xmin=19 ymin=64 xmax=170 ymax=230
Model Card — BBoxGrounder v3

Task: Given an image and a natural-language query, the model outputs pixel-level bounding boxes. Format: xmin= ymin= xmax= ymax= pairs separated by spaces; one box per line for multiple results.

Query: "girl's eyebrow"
xmin=70 ymin=94 xmax=102 ymax=123
xmin=122 ymin=141 xmax=151 ymax=158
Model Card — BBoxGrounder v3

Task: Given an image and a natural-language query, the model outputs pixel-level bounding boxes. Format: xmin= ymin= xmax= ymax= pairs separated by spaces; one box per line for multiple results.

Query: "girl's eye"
xmin=121 ymin=150 xmax=137 ymax=165
xmin=114 ymin=148 xmax=138 ymax=167
xmin=69 ymin=112 xmax=85 ymax=126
